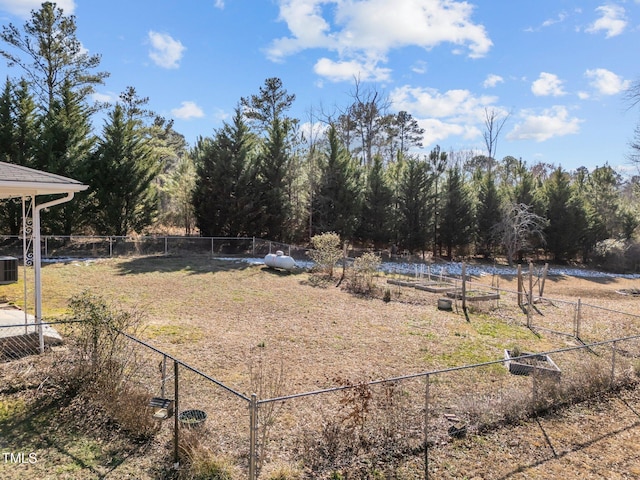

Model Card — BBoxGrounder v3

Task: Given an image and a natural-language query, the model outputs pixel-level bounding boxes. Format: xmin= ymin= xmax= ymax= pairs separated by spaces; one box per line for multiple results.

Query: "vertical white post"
xmin=32 ymin=204 xmax=44 ymax=353
xmin=249 ymin=394 xmax=258 ymax=480
xmin=424 ymin=374 xmax=430 ymax=479
xmin=611 ymin=341 xmax=617 ymax=386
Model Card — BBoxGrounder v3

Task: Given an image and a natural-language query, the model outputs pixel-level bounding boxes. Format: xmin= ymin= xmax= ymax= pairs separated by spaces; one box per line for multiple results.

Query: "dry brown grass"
xmin=1 ymin=256 xmax=640 ymax=478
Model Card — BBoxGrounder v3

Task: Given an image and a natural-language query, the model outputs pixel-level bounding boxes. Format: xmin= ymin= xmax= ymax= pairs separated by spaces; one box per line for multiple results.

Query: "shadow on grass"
xmin=0 ymin=390 xmax=158 ymax=479
xmin=260 ymin=265 xmax=305 ymax=277
xmin=114 ymin=255 xmax=256 ymax=276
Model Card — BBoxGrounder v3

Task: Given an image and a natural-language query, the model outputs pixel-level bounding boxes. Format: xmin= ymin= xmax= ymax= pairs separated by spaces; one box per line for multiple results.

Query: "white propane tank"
xmin=264 ymin=250 xmax=296 ymax=271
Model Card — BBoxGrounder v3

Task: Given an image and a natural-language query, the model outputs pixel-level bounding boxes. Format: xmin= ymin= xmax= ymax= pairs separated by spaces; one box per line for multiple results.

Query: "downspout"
xmin=33 ymin=192 xmax=75 ymax=353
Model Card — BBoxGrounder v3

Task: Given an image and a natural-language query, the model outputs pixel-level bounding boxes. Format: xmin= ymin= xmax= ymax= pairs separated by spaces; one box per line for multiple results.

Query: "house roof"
xmin=0 ymin=161 xmax=88 ymax=199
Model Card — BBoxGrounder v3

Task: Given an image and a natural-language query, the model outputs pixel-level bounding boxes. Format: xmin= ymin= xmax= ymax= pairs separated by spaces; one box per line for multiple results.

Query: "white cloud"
xmin=389 ymin=85 xmax=502 ymax=145
xmin=313 ymin=57 xmax=391 ymax=82
xmin=212 ymin=108 xmax=230 ymax=123
xmin=91 ymin=92 xmax=114 ymax=103
xmin=268 ymin=0 xmax=492 ymax=81
xmin=171 ymin=101 xmax=204 ymax=120
xmin=418 ymin=118 xmax=480 ymax=144
xmin=507 ymin=106 xmax=582 ymax=142
xmin=526 ymin=11 xmax=568 ymax=32
xmin=148 ymin=31 xmax=186 ymax=69
xmin=586 ymin=5 xmax=627 ymax=38
xmin=214 ymin=0 xmax=224 ymax=8
xmin=0 ymin=0 xmax=75 ymax=17
xmin=531 ymin=72 xmax=566 ymax=97
xmin=584 ymin=68 xmax=630 ymax=95
xmin=483 ymin=74 xmax=504 ymax=88
xmin=411 ymin=60 xmax=428 ymax=74
xmin=391 ymin=85 xmax=500 ymax=122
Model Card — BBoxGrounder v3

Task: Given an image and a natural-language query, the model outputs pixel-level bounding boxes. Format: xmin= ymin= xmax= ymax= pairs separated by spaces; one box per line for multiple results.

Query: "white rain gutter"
xmin=33 ymin=192 xmax=75 ymax=353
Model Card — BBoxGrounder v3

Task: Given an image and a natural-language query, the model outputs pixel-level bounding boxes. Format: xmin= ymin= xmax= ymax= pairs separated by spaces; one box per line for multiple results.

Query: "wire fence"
xmin=2 ymin=249 xmax=640 ymax=477
xmin=0 ymin=235 xmax=313 ymax=262
xmin=2 ymin=314 xmax=640 ymax=479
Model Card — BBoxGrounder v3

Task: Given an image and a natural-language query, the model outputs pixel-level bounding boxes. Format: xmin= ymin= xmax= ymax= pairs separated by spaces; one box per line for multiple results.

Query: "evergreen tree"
xmin=162 ymin=155 xmax=196 ymax=235
xmin=542 ymin=167 xmax=585 ymax=262
xmin=0 ymin=2 xmax=108 ymax=112
xmin=192 ymin=108 xmax=258 ymax=236
xmin=255 ymin=118 xmax=292 ymax=241
xmin=429 ymin=146 xmax=447 ymax=257
xmin=0 ymin=79 xmax=40 ymax=234
xmin=37 ymin=80 xmax=95 ymax=234
xmin=314 ymin=124 xmax=361 ymax=239
xmin=439 ymin=165 xmax=474 ymax=258
xmin=475 ymin=171 xmax=502 ymax=258
xmin=87 ymin=104 xmax=160 ymax=235
xmin=358 ymin=155 xmax=393 ymax=246
xmin=397 ymin=157 xmax=431 ymax=253
xmin=240 ymin=77 xmax=296 ymax=133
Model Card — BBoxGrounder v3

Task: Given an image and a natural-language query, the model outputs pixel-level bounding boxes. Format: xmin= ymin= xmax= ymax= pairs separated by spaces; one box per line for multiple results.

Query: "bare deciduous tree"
xmin=493 ymin=202 xmax=547 ymax=266
xmin=483 ymin=107 xmax=510 ymax=171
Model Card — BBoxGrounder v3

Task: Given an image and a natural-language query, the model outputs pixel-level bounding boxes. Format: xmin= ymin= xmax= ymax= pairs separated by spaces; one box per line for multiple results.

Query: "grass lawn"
xmin=1 ymin=255 xmax=640 ymax=479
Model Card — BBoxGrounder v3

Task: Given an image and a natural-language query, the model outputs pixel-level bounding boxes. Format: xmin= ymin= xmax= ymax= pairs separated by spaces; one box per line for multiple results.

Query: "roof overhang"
xmin=0 ymin=161 xmax=89 ymax=199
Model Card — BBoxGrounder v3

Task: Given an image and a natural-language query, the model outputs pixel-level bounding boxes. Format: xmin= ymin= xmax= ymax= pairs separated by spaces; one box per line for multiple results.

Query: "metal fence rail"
xmin=0 ymin=235 xmax=314 ymax=262
xmin=3 ymin=319 xmax=640 ymax=479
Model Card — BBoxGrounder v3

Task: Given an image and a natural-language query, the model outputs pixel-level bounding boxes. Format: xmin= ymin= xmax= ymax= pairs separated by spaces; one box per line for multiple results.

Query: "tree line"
xmin=1 ymin=3 xmax=640 ymax=269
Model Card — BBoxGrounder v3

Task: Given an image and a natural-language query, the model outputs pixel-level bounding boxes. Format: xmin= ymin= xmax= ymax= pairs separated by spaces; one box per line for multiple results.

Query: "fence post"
xmin=531 ymin=364 xmax=538 ymax=415
xmin=252 ymin=237 xmax=256 ymax=256
xmin=611 ymin=340 xmax=617 ymax=386
xmin=424 ymin=374 xmax=430 ymax=480
xmin=109 ymin=236 xmax=113 ymax=257
xmin=161 ymin=355 xmax=167 ymax=399
xmin=165 ymin=236 xmax=168 ymax=256
xmin=174 ymin=360 xmax=180 ymax=467
xmin=575 ymin=299 xmax=582 ymax=339
xmin=461 ymin=263 xmax=467 ymax=311
xmin=517 ymin=264 xmax=523 ymax=307
xmin=528 ymin=262 xmax=533 ymax=328
xmin=249 ymin=394 xmax=258 ymax=480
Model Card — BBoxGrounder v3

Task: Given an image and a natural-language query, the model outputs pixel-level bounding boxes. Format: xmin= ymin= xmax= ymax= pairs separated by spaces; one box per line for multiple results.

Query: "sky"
xmin=0 ymin=0 xmax=639 ymax=174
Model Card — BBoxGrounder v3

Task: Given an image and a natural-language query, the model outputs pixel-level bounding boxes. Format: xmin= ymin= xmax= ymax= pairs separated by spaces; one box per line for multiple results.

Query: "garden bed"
xmin=415 ymin=282 xmax=456 ymax=293
xmin=504 ymin=349 xmax=561 ymax=378
xmin=446 ymin=289 xmax=500 ymax=302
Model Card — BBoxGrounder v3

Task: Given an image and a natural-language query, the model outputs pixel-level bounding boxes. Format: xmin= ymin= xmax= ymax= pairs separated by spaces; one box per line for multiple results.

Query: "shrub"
xmin=179 ymin=430 xmax=238 ymax=480
xmin=309 ymin=232 xmax=342 ymax=277
xmin=347 ymin=252 xmax=381 ymax=294
xmin=62 ymin=291 xmax=158 ymax=440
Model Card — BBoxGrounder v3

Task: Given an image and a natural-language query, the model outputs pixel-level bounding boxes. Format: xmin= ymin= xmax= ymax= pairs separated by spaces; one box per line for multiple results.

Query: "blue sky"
xmin=1 ymin=0 xmax=639 ymax=173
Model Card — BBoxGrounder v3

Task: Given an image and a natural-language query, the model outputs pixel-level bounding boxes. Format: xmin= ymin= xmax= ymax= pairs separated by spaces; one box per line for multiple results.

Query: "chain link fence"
xmin=2 ymin=318 xmax=639 ymax=479
xmin=0 ymin=235 xmax=314 ymax=267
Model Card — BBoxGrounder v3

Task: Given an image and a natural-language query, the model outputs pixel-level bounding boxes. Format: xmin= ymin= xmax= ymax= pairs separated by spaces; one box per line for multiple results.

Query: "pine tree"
xmin=255 ymin=118 xmax=292 ymax=241
xmin=542 ymin=167 xmax=585 ymax=262
xmin=475 ymin=171 xmax=502 ymax=258
xmin=0 ymin=2 xmax=108 ymax=112
xmin=87 ymin=104 xmax=160 ymax=235
xmin=314 ymin=124 xmax=361 ymax=239
xmin=439 ymin=165 xmax=474 ymax=258
xmin=397 ymin=157 xmax=431 ymax=253
xmin=358 ymin=155 xmax=392 ymax=246
xmin=192 ymin=108 xmax=258 ymax=236
xmin=37 ymin=80 xmax=95 ymax=234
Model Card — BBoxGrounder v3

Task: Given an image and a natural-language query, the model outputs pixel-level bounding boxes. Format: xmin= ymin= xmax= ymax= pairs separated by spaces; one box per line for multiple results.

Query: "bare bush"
xmin=60 ymin=291 xmax=158 ymax=440
xmin=249 ymin=349 xmax=287 ymax=476
xmin=300 ymin=378 xmax=419 ymax=477
xmin=308 ymin=232 xmax=342 ymax=277
xmin=178 ymin=429 xmax=239 ymax=480
xmin=346 ymin=252 xmax=381 ymax=294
